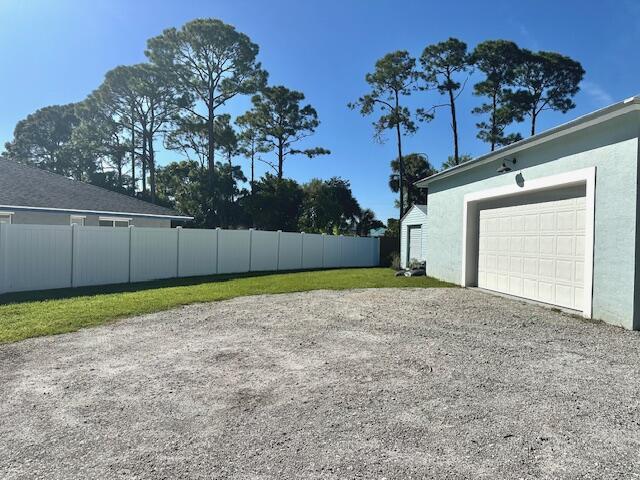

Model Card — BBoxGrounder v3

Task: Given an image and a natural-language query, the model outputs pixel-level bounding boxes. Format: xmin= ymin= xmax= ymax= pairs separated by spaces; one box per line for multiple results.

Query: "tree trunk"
xmin=117 ymin=155 xmax=123 ymax=191
xmin=228 ymin=151 xmax=234 ymax=203
xmin=207 ymin=93 xmax=215 ymax=174
xmin=394 ymin=91 xmax=405 ymax=220
xmin=130 ymin=106 xmax=136 ymax=195
xmin=141 ymin=130 xmax=147 ymax=197
xmin=250 ymin=150 xmax=255 ymax=196
xmin=148 ymin=134 xmax=155 ymax=204
xmin=531 ymin=109 xmax=537 ymax=136
xmin=490 ymin=91 xmax=497 ymax=152
xmin=277 ymin=142 xmax=284 ymax=179
xmin=448 ymin=86 xmax=459 ymax=164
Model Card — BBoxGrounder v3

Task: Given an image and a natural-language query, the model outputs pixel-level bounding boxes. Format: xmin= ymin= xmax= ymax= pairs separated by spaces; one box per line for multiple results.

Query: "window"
xmin=98 ymin=217 xmax=131 ymax=227
xmin=0 ymin=212 xmax=14 ymax=224
xmin=70 ymin=215 xmax=85 ymax=226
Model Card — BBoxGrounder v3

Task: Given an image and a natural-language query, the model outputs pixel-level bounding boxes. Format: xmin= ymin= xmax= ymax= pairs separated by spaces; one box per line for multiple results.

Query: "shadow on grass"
xmin=0 ymin=267 xmax=377 ymax=305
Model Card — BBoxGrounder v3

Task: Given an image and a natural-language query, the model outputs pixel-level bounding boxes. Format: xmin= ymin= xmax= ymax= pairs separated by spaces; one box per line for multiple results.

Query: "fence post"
xmin=276 ymin=230 xmax=282 ymax=271
xmin=339 ymin=234 xmax=343 ymax=268
xmin=128 ymin=225 xmax=134 ymax=283
xmin=321 ymin=233 xmax=326 ymax=269
xmin=176 ymin=226 xmax=182 ymax=278
xmin=215 ymin=227 xmax=221 ymax=274
xmin=300 ymin=232 xmax=305 ymax=270
xmin=248 ymin=228 xmax=253 ymax=272
xmin=0 ymin=223 xmax=6 ymax=294
xmin=70 ymin=223 xmax=78 ymax=288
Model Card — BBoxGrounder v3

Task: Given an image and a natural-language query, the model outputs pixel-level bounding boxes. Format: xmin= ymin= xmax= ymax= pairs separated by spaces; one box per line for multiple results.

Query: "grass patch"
xmin=0 ymin=268 xmax=453 ymax=344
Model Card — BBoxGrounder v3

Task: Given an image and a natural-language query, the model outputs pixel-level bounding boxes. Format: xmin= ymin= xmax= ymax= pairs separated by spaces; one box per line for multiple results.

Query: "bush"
xmin=389 ymin=251 xmax=401 ymax=270
xmin=408 ymin=258 xmax=424 ymax=270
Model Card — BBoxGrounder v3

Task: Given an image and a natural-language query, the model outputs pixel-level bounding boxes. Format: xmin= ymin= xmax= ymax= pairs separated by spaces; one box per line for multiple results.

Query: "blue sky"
xmin=0 ymin=0 xmax=636 ymax=221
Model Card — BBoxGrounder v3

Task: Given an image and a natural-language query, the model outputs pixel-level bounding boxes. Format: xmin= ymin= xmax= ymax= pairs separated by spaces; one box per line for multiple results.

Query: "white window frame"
xmin=0 ymin=211 xmax=14 ymax=224
xmin=461 ymin=166 xmax=596 ymax=318
xmin=70 ymin=215 xmax=86 ymax=226
xmin=98 ymin=216 xmax=132 ymax=227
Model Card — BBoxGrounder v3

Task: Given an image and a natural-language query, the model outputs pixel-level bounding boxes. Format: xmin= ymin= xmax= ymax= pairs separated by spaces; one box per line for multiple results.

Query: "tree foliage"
xmin=245 ymin=174 xmax=304 ymax=231
xmin=4 ymin=104 xmax=80 ymax=176
xmin=299 ymin=177 xmax=361 ymax=234
xmin=471 ymin=40 xmax=524 ymax=151
xmin=388 ymin=153 xmax=436 ymax=209
xmin=441 ymin=153 xmax=473 ymax=170
xmin=240 ymin=85 xmax=329 ymax=179
xmin=420 ymin=38 xmax=470 ymax=164
xmin=512 ymin=50 xmax=584 ymax=135
xmin=146 ymin=18 xmax=267 ymax=172
xmin=349 ymin=50 xmax=422 ymax=221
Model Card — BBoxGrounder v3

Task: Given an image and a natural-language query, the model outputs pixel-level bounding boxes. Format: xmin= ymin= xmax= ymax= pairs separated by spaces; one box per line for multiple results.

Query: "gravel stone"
xmin=1 ymin=288 xmax=640 ymax=479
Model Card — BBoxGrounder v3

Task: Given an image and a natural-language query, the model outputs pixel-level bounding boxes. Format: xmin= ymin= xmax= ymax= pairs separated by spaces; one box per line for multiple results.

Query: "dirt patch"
xmin=1 ymin=288 xmax=640 ymax=479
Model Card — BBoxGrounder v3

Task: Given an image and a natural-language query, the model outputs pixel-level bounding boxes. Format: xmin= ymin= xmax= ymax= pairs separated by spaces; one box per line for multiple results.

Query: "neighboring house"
xmin=400 ymin=204 xmax=427 ymax=269
xmin=415 ymin=96 xmax=640 ymax=330
xmin=0 ymin=157 xmax=191 ymax=227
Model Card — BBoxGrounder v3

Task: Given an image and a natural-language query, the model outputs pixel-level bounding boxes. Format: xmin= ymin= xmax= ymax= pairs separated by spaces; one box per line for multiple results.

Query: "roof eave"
xmin=415 ymin=96 xmax=640 ymax=188
xmin=0 ymin=204 xmax=193 ymax=221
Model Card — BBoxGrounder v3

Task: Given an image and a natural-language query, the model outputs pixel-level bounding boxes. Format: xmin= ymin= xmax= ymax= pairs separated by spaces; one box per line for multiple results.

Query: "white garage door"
xmin=407 ymin=225 xmax=423 ymax=264
xmin=477 ymin=196 xmax=585 ymax=310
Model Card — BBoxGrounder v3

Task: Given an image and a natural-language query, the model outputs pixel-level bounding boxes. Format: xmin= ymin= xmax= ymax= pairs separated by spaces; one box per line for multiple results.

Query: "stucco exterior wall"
xmin=425 ymin=111 xmax=640 ymax=329
xmin=400 ymin=206 xmax=428 ymax=269
xmin=8 ymin=210 xmax=172 ymax=228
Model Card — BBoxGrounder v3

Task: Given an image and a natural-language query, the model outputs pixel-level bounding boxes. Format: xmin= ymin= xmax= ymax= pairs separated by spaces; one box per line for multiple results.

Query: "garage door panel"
xmin=557 ymin=236 xmax=574 ymax=255
xmin=407 ymin=225 xmax=423 ymax=264
xmin=523 ymin=257 xmax=538 ymax=275
xmin=540 ymin=237 xmax=555 ymax=254
xmin=556 ymin=260 xmax=574 ymax=282
xmin=509 ymin=276 xmax=523 ymax=296
xmin=575 ymin=262 xmax=584 ymax=283
xmin=478 ymin=196 xmax=585 ymax=311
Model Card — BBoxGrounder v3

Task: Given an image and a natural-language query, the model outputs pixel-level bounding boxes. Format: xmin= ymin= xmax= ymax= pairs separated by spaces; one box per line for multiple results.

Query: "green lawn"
xmin=0 ymin=268 xmax=453 ymax=344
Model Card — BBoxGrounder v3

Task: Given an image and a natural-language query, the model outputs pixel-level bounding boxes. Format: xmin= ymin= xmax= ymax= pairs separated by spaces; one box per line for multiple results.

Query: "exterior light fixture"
xmin=497 ymin=158 xmax=517 ymax=173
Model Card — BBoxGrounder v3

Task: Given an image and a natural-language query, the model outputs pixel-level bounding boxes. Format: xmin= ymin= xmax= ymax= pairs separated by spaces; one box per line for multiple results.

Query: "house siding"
xmin=400 ymin=206 xmax=428 ymax=268
xmin=425 ymin=111 xmax=640 ymax=329
xmin=8 ymin=210 xmax=171 ymax=228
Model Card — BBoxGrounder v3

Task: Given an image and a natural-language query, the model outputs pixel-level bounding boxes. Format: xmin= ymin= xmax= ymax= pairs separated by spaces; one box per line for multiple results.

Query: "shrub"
xmin=389 ymin=252 xmax=401 ymax=270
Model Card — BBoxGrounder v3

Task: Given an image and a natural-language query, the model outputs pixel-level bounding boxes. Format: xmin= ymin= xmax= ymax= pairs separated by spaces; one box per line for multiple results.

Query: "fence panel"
xmin=0 ymin=224 xmax=379 ymax=295
xmin=250 ymin=230 xmax=279 ymax=272
xmin=354 ymin=236 xmax=374 ymax=267
xmin=131 ymin=227 xmax=179 ymax=282
xmin=218 ymin=229 xmax=251 ymax=274
xmin=322 ymin=235 xmax=340 ymax=268
xmin=73 ymin=226 xmax=130 ymax=287
xmin=340 ymin=236 xmax=358 ymax=267
xmin=302 ymin=233 xmax=324 ymax=269
xmin=178 ymin=228 xmax=217 ymax=277
xmin=4 ymin=224 xmax=72 ymax=292
xmin=278 ymin=232 xmax=303 ymax=271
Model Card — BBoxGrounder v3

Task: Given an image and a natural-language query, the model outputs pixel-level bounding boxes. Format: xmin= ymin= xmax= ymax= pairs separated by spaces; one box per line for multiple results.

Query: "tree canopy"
xmin=350 ymin=50 xmax=423 ymax=222
xmin=240 ymin=85 xmax=330 ymax=179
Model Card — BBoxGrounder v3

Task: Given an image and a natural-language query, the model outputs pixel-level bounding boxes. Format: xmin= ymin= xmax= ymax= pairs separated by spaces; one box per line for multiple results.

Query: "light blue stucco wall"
xmin=425 ymin=111 xmax=640 ymax=329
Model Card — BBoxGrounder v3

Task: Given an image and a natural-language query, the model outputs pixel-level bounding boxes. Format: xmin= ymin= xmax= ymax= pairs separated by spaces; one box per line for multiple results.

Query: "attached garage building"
xmin=416 ymin=96 xmax=640 ymax=330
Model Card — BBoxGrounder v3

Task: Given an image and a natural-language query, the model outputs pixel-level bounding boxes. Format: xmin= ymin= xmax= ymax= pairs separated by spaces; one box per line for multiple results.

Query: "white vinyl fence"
xmin=0 ymin=224 xmax=380 ymax=294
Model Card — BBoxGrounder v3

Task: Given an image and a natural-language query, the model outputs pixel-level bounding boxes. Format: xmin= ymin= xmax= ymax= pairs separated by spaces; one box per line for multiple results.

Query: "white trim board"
xmin=461 ymin=167 xmax=596 ymax=318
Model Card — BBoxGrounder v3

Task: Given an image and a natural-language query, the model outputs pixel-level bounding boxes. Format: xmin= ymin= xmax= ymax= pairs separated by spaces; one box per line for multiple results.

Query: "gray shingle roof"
xmin=0 ymin=157 xmax=187 ymax=218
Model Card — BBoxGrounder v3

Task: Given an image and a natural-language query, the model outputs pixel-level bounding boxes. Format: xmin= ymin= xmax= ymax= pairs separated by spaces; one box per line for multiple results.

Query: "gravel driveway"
xmin=2 ymin=288 xmax=640 ymax=479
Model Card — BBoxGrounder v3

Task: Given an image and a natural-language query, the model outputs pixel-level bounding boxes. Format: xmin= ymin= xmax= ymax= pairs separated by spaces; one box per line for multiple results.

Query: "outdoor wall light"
xmin=497 ymin=158 xmax=517 ymax=173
